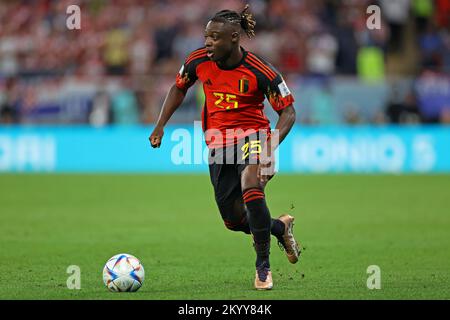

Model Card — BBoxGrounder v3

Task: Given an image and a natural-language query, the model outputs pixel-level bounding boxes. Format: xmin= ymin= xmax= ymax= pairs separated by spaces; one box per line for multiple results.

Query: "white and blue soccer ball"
xmin=103 ymin=253 xmax=145 ymax=292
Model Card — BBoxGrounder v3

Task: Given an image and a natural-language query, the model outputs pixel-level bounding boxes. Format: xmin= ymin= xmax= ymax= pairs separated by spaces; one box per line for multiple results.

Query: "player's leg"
xmin=217 ymin=190 xmax=286 ymax=237
xmin=217 ymin=187 xmax=251 ymax=234
xmin=209 ymin=150 xmax=251 ymax=234
xmin=231 ymin=194 xmax=300 ymax=264
xmin=240 ymin=164 xmax=273 ymax=290
xmin=237 ymin=134 xmax=300 ymax=265
xmin=276 ymin=214 xmax=301 ymax=264
xmin=231 ymin=196 xmax=286 ymax=240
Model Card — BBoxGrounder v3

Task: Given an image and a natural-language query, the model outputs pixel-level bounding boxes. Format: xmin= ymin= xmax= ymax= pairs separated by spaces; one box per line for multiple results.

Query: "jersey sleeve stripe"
xmin=247 ymin=53 xmax=277 ymax=80
xmin=187 ymin=47 xmax=206 ymax=58
xmin=186 ymin=53 xmax=207 ymax=65
xmin=245 ymin=57 xmax=276 ymax=81
xmin=246 ymin=56 xmax=276 ymax=81
xmin=186 ymin=50 xmax=207 ymax=64
xmin=187 ymin=48 xmax=206 ymax=59
xmin=247 ymin=53 xmax=277 ymax=77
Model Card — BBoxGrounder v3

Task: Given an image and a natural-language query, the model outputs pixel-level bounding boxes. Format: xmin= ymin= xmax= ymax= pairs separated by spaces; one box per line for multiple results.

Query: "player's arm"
xmin=262 ymin=74 xmax=296 ymax=152
xmin=149 ymin=50 xmax=202 ymax=148
xmin=259 ymin=72 xmax=296 ymax=184
xmin=149 ymin=85 xmax=186 ymax=148
xmin=258 ymin=104 xmax=295 ymax=185
xmin=271 ymin=104 xmax=296 ymax=148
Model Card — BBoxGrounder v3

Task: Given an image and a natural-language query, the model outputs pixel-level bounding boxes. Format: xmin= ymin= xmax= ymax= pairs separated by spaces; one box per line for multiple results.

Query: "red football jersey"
xmin=175 ymin=47 xmax=294 ymax=148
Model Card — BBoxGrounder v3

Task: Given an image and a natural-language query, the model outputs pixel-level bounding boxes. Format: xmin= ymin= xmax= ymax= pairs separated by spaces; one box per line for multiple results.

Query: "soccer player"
xmin=149 ymin=5 xmax=300 ymax=290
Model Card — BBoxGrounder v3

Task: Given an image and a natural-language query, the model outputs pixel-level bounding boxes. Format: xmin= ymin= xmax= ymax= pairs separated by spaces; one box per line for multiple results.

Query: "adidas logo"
xmin=205 ymin=79 xmax=212 ymax=85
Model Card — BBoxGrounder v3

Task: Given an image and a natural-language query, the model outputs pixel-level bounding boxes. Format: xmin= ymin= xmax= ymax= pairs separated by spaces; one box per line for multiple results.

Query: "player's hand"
xmin=149 ymin=125 xmax=164 ymax=148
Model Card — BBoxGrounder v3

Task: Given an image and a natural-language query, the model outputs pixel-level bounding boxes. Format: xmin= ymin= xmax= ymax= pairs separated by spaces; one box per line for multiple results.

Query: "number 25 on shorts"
xmin=241 ymin=140 xmax=261 ymax=160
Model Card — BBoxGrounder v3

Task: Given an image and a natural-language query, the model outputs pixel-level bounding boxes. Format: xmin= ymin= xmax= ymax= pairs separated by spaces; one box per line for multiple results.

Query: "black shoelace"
xmin=277 ymin=236 xmax=286 ymax=251
xmin=257 ymin=266 xmax=269 ymax=282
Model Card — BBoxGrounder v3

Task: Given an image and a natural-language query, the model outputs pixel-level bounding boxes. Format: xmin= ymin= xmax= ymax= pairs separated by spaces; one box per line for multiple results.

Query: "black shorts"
xmin=208 ymin=135 xmax=264 ymax=211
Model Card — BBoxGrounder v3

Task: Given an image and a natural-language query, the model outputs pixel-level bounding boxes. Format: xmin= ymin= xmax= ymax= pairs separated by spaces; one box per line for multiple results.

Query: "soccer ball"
xmin=102 ymin=253 xmax=145 ymax=292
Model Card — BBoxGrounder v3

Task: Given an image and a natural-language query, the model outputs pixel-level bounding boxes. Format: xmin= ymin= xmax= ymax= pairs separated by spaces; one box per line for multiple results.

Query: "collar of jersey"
xmin=216 ymin=47 xmax=248 ymax=70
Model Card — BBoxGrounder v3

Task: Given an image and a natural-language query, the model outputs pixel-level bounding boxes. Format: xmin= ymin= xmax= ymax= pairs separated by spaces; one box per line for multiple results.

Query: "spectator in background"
xmin=386 ymin=87 xmax=422 ymax=124
xmin=402 ymin=91 xmax=423 ymax=124
xmin=415 ymin=68 xmax=450 ymax=123
xmin=412 ymin=0 xmax=434 ymax=35
xmin=276 ymin=26 xmax=304 ymax=75
xmin=82 ymin=48 xmax=105 ymax=77
xmin=0 ymin=107 xmax=14 ymax=124
xmin=306 ymin=27 xmax=338 ymax=77
xmin=173 ymin=24 xmax=204 ymax=62
xmin=357 ymin=46 xmax=385 ymax=82
xmin=343 ymin=103 xmax=363 ymax=125
xmin=442 ymin=29 xmax=450 ymax=73
xmin=440 ymin=107 xmax=450 ymax=125
xmin=380 ymin=0 xmax=410 ymax=52
xmin=110 ymin=77 xmax=140 ymax=125
xmin=129 ymin=24 xmax=153 ymax=76
xmin=103 ymin=25 xmax=130 ymax=75
xmin=250 ymin=30 xmax=279 ymax=66
xmin=153 ymin=12 xmax=179 ymax=63
xmin=0 ymin=77 xmax=19 ymax=124
xmin=310 ymin=80 xmax=339 ymax=124
xmin=334 ymin=10 xmax=358 ymax=75
xmin=435 ymin=0 xmax=450 ymax=29
xmin=0 ymin=0 xmax=447 ymax=126
xmin=353 ymin=1 xmax=388 ymax=82
xmin=0 ymin=35 xmax=19 ymax=76
xmin=440 ymin=108 xmax=450 ymax=124
xmin=89 ymin=91 xmax=111 ymax=127
xmin=419 ymin=22 xmax=445 ymax=70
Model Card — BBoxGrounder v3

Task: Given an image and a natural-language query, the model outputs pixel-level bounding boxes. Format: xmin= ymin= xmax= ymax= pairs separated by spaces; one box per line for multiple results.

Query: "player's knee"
xmin=241 ymin=165 xmax=262 ymax=190
xmin=223 ymin=219 xmax=251 ymax=234
xmin=224 ymin=220 xmax=237 ymax=231
xmin=223 ymin=219 xmax=240 ymax=231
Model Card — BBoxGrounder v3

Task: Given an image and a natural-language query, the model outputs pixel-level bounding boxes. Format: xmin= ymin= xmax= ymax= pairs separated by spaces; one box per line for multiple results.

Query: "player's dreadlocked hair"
xmin=211 ymin=4 xmax=256 ymax=38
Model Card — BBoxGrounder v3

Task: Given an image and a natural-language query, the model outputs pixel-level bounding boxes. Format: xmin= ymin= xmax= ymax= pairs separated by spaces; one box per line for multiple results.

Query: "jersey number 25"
xmin=213 ymin=92 xmax=238 ymax=110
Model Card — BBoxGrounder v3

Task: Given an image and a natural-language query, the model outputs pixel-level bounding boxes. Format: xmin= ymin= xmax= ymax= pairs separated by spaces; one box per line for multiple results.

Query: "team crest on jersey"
xmin=239 ymin=78 xmax=249 ymax=93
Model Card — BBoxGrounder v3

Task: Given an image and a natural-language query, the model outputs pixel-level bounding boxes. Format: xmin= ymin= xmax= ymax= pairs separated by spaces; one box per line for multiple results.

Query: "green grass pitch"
xmin=0 ymin=174 xmax=449 ymax=299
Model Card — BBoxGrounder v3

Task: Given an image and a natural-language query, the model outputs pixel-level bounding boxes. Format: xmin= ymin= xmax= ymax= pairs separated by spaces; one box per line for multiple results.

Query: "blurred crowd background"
xmin=0 ymin=0 xmax=449 ymax=126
